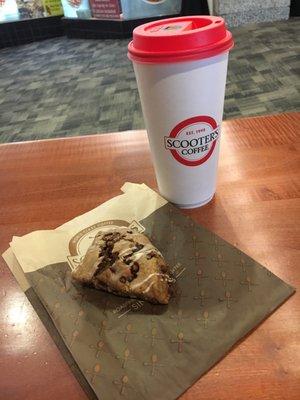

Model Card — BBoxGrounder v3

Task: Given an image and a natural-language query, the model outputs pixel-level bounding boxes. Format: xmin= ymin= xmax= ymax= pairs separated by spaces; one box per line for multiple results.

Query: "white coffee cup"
xmin=128 ymin=16 xmax=234 ymax=208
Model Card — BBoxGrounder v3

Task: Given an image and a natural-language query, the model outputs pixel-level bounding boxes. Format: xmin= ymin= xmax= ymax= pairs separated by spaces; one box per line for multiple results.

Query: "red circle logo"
xmin=164 ymin=116 xmax=219 ymax=167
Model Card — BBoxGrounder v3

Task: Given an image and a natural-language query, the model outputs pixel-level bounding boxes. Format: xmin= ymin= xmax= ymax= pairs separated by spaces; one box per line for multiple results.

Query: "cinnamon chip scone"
xmin=71 ymin=227 xmax=174 ymax=304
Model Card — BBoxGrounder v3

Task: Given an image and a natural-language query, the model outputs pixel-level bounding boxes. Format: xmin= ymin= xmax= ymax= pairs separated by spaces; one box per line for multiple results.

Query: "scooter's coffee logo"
xmin=164 ymin=116 xmax=219 ymax=167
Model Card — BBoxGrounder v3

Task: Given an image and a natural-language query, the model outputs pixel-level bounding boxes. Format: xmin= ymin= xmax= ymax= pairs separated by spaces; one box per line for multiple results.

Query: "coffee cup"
xmin=128 ymin=16 xmax=234 ymax=208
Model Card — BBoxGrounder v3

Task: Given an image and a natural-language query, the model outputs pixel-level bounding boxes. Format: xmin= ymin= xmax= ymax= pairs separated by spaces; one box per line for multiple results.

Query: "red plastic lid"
xmin=128 ymin=16 xmax=234 ymax=64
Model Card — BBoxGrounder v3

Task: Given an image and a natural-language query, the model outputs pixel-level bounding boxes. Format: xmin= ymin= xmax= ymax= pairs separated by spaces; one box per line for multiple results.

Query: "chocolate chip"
xmin=123 ymin=252 xmax=133 ymax=264
xmin=146 ymin=251 xmax=157 ymax=260
xmin=131 ymin=244 xmax=144 ymax=254
xmin=110 ymin=267 xmax=116 ymax=273
xmin=119 ymin=276 xmax=126 ymax=284
xmin=103 ymin=232 xmax=114 ymax=239
xmin=98 ymin=259 xmax=109 ymax=269
xmin=160 ymin=264 xmax=168 ymax=273
xmin=127 ymin=230 xmax=133 ymax=234
xmin=131 ymin=262 xmax=139 ymax=274
xmin=111 ymin=251 xmax=119 ymax=263
xmin=103 ymin=232 xmax=121 ymax=243
xmin=127 ymin=276 xmax=134 ymax=283
xmin=124 ymin=252 xmax=132 ymax=258
xmin=94 ymin=232 xmax=122 ymax=277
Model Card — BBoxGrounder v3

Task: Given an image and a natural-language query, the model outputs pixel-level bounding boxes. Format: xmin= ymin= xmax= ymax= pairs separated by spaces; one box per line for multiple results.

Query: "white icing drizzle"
xmin=118 ymin=243 xmax=162 ymax=262
xmin=131 ymin=272 xmax=168 ymax=290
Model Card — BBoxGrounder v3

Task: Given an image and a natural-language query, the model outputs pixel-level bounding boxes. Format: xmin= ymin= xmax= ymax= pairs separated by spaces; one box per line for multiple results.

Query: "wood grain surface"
xmin=0 ymin=112 xmax=299 ymax=400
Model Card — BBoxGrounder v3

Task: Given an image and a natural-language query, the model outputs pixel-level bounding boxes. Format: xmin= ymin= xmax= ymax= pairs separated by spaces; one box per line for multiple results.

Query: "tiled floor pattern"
xmin=0 ymin=18 xmax=299 ymax=142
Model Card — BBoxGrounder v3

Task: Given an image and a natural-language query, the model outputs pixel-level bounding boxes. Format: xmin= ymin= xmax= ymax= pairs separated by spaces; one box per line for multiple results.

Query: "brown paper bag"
xmin=3 ymin=183 xmax=295 ymax=400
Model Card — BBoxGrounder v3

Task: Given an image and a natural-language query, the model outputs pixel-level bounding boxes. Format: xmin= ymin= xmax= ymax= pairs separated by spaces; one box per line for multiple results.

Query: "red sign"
xmin=67 ymin=0 xmax=82 ymax=7
xmin=90 ymin=0 xmax=121 ymax=19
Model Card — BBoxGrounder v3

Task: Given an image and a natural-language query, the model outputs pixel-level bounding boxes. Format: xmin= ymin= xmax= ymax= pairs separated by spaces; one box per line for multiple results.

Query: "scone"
xmin=71 ymin=227 xmax=173 ymax=304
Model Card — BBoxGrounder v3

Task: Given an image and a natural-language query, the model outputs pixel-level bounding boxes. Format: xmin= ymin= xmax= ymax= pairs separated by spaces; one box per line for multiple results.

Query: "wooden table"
xmin=0 ymin=113 xmax=299 ymax=400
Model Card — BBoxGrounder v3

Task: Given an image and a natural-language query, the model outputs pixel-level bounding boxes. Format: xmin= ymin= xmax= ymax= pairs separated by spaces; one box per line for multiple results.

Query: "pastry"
xmin=71 ymin=227 xmax=174 ymax=304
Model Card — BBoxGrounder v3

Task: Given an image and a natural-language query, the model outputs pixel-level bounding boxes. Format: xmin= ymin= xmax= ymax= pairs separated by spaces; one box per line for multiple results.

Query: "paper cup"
xmin=128 ymin=16 xmax=234 ymax=208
